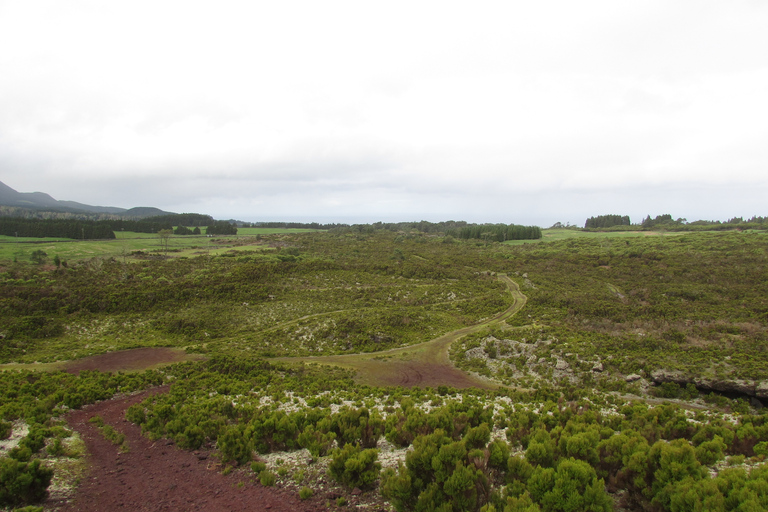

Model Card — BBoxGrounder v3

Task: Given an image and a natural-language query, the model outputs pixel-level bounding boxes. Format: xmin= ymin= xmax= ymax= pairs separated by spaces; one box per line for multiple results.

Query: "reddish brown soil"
xmin=64 ymin=348 xmax=202 ymax=374
xmin=53 ymin=388 xmax=328 ymax=512
xmin=369 ymin=360 xmax=493 ymax=389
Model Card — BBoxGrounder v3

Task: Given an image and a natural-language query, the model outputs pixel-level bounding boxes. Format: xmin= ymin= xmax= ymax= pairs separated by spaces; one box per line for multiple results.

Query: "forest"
xmin=0 ymin=228 xmax=767 ymax=511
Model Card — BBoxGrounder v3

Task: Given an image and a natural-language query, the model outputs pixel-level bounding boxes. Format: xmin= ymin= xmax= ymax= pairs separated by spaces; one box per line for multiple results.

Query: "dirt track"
xmin=284 ymin=274 xmax=527 ymax=388
xmin=54 ymin=388 xmax=325 ymax=512
xmin=64 ymin=348 xmax=203 ymax=374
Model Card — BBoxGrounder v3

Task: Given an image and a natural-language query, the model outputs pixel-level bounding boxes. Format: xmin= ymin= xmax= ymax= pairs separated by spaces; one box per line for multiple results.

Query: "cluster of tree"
xmin=448 ymin=224 xmax=542 ymax=242
xmin=243 ymin=221 xmax=346 ymax=229
xmin=248 ymin=220 xmax=541 ymax=238
xmin=0 ymin=218 xmax=116 ymax=239
xmin=0 ymin=206 xmax=123 ymax=221
xmin=580 ymin=214 xmax=768 ymax=232
xmin=0 ymin=214 xmax=243 ymax=239
xmin=106 ymin=219 xmax=174 ymax=234
xmin=640 ymin=214 xmax=685 ymax=228
xmin=173 ymin=226 xmax=202 ymax=235
xmin=584 ymin=215 xmax=631 ymax=229
xmin=206 ymin=221 xmax=238 ymax=235
xmin=144 ymin=213 xmax=214 ymax=227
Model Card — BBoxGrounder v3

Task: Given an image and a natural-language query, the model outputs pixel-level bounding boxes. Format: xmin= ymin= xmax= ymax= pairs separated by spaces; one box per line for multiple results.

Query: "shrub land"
xmin=0 ymin=229 xmax=767 ymax=510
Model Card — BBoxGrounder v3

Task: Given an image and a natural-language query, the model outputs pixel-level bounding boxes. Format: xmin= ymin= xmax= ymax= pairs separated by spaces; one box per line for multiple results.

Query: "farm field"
xmin=0 ymin=227 xmax=318 ymax=262
xmin=1 ymin=229 xmax=768 ymax=511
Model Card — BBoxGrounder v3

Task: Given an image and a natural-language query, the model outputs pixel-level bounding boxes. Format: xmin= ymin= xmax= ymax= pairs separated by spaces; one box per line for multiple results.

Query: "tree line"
xmin=0 ymin=215 xmax=236 ymax=239
xmin=582 ymin=213 xmax=768 ymax=232
xmin=0 ymin=218 xmax=116 ymax=239
xmin=447 ymin=223 xmax=542 ymax=241
xmin=584 ymin=215 xmax=631 ymax=229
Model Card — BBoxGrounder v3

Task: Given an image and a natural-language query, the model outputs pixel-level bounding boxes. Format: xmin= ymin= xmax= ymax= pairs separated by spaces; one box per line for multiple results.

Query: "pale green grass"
xmin=237 ymin=227 xmax=321 ymax=235
xmin=279 ymin=275 xmax=527 ymax=388
xmin=0 ymin=228 xmax=319 ymax=263
xmin=503 ymin=228 xmax=681 ymax=245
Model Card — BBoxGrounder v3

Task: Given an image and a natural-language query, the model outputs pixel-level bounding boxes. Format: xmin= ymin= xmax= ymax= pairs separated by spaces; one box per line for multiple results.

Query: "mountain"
xmin=0 ymin=180 xmax=174 ymax=219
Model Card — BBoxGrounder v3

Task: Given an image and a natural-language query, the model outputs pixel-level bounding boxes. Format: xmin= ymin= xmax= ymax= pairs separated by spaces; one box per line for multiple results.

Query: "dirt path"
xmin=53 ymin=388 xmax=321 ymax=512
xmin=279 ymin=274 xmax=527 ymax=388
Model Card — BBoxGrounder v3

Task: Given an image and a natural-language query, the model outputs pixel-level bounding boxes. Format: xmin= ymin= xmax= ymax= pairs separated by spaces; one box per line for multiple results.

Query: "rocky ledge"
xmin=651 ymin=369 xmax=768 ymax=399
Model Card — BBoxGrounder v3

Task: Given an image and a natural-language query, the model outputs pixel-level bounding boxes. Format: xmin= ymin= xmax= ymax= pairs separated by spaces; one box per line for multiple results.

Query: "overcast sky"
xmin=1 ymin=1 xmax=766 ymax=227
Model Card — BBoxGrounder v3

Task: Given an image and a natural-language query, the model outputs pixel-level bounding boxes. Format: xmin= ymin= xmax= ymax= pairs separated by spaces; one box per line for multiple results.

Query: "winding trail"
xmin=55 ymin=388 xmax=316 ymax=512
xmin=278 ymin=274 xmax=527 ymax=388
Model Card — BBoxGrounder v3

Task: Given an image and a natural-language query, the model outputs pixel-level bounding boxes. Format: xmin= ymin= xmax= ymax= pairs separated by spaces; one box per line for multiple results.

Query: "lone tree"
xmin=30 ymin=250 xmax=47 ymax=264
xmin=158 ymin=229 xmax=172 ymax=256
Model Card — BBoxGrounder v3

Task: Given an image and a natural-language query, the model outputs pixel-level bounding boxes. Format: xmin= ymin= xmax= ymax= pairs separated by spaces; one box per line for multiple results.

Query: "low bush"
xmin=0 ymin=458 xmax=54 ymax=507
xmin=328 ymin=443 xmax=381 ymax=489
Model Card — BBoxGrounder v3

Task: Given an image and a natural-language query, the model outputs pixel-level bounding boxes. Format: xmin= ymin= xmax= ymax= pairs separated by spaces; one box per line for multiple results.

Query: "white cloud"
xmin=1 ymin=0 xmax=767 ymax=224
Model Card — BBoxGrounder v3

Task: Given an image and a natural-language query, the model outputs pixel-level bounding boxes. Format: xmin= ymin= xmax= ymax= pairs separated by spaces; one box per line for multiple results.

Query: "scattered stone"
xmin=625 ymin=374 xmax=642 ymax=383
xmin=591 ymin=362 xmax=603 ymax=373
xmin=555 ymin=359 xmax=569 ymax=371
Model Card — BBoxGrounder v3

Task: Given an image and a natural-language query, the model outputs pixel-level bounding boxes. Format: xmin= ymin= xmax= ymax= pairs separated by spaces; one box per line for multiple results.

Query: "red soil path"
xmin=54 ymin=388 xmax=326 ymax=512
xmin=64 ymin=348 xmax=201 ymax=374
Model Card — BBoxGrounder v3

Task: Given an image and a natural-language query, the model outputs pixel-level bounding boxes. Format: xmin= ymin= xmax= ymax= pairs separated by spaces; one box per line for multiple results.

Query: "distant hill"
xmin=0 ymin=180 xmax=174 ymax=219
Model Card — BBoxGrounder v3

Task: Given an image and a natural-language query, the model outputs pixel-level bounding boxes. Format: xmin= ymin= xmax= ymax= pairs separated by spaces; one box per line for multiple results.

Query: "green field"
xmin=504 ymin=227 xmax=683 ymax=245
xmin=1 ymin=228 xmax=768 ymax=511
xmin=0 ymin=227 xmax=321 ymax=263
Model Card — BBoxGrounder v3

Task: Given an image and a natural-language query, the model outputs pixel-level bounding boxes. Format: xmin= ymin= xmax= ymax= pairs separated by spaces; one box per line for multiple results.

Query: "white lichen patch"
xmin=0 ymin=420 xmax=29 ymax=454
xmin=45 ymin=432 xmax=89 ymax=502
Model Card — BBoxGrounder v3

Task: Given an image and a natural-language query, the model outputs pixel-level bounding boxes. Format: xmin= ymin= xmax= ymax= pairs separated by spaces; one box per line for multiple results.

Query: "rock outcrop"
xmin=651 ymin=369 xmax=767 ymax=401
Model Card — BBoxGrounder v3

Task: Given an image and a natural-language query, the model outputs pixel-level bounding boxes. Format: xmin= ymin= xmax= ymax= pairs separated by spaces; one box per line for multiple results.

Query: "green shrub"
xmin=299 ymin=486 xmax=313 ymax=500
xmin=259 ymin=470 xmax=276 ymax=486
xmin=695 ymin=435 xmax=726 ymax=465
xmin=0 ymin=420 xmax=12 ymax=440
xmin=251 ymin=461 xmax=267 ymax=474
xmin=528 ymin=458 xmax=612 ymax=512
xmin=297 ymin=424 xmax=336 ymax=457
xmin=0 ymin=458 xmax=54 ymax=507
xmin=328 ymin=443 xmax=381 ymax=489
xmin=218 ymin=425 xmax=252 ymax=466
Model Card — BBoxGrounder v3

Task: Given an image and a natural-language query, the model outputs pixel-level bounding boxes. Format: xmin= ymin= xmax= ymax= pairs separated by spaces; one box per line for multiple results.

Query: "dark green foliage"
xmin=29 ymin=250 xmax=47 ymax=264
xmin=218 ymin=424 xmax=252 ymax=466
xmin=297 ymin=424 xmax=336 ymax=457
xmin=647 ymin=438 xmax=707 ymax=510
xmin=449 ymin=224 xmax=542 ymax=242
xmin=328 ymin=443 xmax=381 ymax=489
xmin=695 ymin=435 xmax=726 ymax=465
xmin=0 ymin=217 xmax=116 ymax=239
xmin=528 ymin=458 xmax=612 ymax=512
xmin=206 ymin=221 xmax=238 ymax=235
xmin=0 ymin=420 xmax=12 ymax=439
xmin=0 ymin=458 xmax=53 ymax=507
xmin=144 ymin=213 xmax=214 ymax=227
xmin=584 ymin=215 xmax=630 ymax=229
xmin=330 ymin=407 xmax=384 ymax=449
xmin=381 ymin=425 xmax=499 ymax=511
xmin=525 ymin=429 xmax=555 ymax=468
